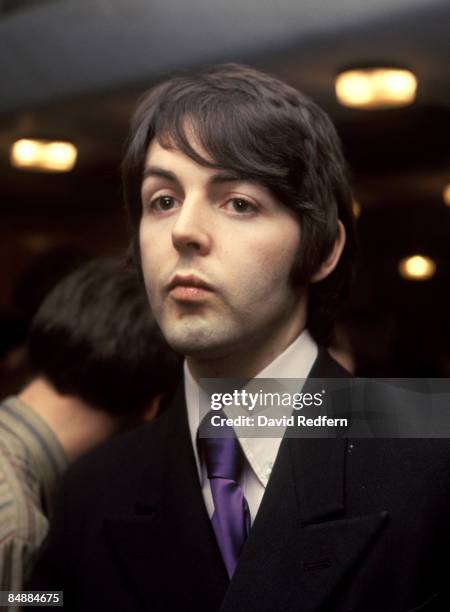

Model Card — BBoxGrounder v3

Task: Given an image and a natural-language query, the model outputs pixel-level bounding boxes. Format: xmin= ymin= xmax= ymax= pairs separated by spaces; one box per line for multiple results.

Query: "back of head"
xmin=28 ymin=257 xmax=182 ymax=416
xmin=14 ymin=245 xmax=91 ymax=322
xmin=122 ymin=63 xmax=357 ymax=344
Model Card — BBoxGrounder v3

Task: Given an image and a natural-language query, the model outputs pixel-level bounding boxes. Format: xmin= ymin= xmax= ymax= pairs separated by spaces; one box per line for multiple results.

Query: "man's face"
xmin=139 ymin=138 xmax=306 ymax=361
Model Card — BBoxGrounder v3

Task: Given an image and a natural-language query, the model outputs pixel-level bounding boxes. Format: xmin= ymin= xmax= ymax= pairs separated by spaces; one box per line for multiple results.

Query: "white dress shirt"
xmin=185 ymin=329 xmax=318 ymax=524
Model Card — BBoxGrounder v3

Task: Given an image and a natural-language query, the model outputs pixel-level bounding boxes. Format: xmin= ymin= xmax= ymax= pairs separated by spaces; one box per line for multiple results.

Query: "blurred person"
xmin=0 ymin=245 xmax=90 ymax=398
xmin=0 ymin=257 xmax=181 ymax=593
xmin=29 ymin=65 xmax=450 ymax=612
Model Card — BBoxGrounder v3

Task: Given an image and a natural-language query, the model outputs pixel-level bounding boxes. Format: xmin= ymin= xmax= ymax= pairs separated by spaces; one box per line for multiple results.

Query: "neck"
xmin=18 ymin=377 xmax=122 ymax=462
xmin=187 ymin=301 xmax=307 ymax=381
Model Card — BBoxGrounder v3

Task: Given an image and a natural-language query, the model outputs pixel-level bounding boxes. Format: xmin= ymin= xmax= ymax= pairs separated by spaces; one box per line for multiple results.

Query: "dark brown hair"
xmin=29 ymin=257 xmax=182 ymax=416
xmin=122 ymin=63 xmax=357 ymax=343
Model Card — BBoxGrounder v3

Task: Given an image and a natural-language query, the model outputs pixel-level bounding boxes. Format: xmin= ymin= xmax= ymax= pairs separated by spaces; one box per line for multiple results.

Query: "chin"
xmin=163 ymin=328 xmax=232 ymax=360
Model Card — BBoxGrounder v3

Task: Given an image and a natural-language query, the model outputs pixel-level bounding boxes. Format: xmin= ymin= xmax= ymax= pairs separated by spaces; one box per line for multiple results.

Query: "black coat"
xmin=28 ymin=350 xmax=450 ymax=611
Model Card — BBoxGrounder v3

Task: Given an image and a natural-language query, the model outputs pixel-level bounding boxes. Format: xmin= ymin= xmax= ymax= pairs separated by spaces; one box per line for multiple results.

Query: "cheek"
xmin=139 ymin=223 xmax=169 ymax=281
xmin=267 ymin=223 xmax=301 ymax=279
xmin=226 ymin=225 xmax=300 ymax=301
xmin=241 ymin=224 xmax=300 ymax=277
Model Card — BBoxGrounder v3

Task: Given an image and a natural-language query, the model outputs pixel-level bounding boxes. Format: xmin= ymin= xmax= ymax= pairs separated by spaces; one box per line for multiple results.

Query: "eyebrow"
xmin=142 ymin=165 xmax=250 ymax=186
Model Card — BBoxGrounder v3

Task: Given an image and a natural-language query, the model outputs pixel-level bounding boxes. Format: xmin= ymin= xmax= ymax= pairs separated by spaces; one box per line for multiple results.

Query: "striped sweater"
xmin=0 ymin=397 xmax=67 ymax=594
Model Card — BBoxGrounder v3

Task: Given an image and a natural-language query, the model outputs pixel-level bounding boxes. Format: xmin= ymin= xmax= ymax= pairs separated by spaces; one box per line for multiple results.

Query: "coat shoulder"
xmin=62 ymin=410 xmax=170 ymax=513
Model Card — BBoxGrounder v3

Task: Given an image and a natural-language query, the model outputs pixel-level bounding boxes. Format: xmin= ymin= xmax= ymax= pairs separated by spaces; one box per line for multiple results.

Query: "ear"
xmin=311 ymin=220 xmax=346 ymax=283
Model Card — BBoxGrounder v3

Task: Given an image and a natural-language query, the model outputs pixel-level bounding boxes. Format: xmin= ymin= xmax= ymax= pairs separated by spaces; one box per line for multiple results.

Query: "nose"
xmin=171 ymin=195 xmax=212 ymax=256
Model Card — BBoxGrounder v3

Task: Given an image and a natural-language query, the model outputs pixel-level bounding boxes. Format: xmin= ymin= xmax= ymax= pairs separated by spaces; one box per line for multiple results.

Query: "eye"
xmin=150 ymin=195 xmax=178 ymax=212
xmin=225 ymin=198 xmax=257 ymax=215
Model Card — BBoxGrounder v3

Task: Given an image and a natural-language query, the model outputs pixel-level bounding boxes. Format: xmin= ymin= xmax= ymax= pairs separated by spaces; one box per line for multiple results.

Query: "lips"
xmin=167 ymin=274 xmax=214 ymax=301
xmin=167 ymin=274 xmax=213 ymax=291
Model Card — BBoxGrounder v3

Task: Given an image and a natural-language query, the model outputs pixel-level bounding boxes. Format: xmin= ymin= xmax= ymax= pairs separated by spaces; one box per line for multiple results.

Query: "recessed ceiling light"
xmin=399 ymin=255 xmax=436 ymax=281
xmin=10 ymin=139 xmax=77 ymax=172
xmin=335 ymin=68 xmax=417 ymax=109
xmin=352 ymin=199 xmax=361 ymax=219
xmin=443 ymin=184 xmax=450 ymax=207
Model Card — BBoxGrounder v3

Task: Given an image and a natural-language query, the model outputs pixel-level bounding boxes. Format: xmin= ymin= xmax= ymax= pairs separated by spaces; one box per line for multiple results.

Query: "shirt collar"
xmin=185 ymin=329 xmax=318 ymax=487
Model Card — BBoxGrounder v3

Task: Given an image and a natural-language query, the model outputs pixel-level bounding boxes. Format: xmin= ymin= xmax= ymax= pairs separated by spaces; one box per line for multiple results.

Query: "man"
xmin=0 ymin=257 xmax=181 ymax=593
xmin=29 ymin=65 xmax=449 ymax=611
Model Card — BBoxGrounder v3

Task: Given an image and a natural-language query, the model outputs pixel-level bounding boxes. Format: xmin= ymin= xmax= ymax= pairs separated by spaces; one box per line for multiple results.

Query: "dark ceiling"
xmin=0 ymin=0 xmax=449 ymax=374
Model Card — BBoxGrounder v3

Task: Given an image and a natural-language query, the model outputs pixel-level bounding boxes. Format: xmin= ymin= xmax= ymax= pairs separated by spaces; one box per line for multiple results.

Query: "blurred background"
xmin=0 ymin=0 xmax=449 ymax=386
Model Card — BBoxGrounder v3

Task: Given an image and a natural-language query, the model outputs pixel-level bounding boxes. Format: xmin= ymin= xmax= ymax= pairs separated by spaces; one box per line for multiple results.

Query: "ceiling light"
xmin=443 ymin=184 xmax=450 ymax=207
xmin=10 ymin=139 xmax=77 ymax=172
xmin=399 ymin=255 xmax=436 ymax=281
xmin=352 ymin=199 xmax=361 ymax=219
xmin=335 ymin=68 xmax=417 ymax=109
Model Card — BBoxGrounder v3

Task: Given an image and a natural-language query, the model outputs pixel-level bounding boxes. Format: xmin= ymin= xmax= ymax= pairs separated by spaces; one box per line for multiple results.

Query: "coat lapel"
xmin=221 ymin=350 xmax=389 ymax=612
xmin=221 ymin=437 xmax=387 ymax=612
xmin=103 ymin=386 xmax=229 ymax=610
xmin=103 ymin=350 xmax=389 ymax=611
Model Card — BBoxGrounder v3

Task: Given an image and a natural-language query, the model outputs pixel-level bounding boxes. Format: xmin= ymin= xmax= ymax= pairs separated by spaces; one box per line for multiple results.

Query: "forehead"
xmin=144 ymin=138 xmax=202 ymax=167
xmin=147 ymin=124 xmax=210 ymax=158
xmin=142 ymin=114 xmax=288 ymax=192
xmin=143 ymin=138 xmax=262 ymax=190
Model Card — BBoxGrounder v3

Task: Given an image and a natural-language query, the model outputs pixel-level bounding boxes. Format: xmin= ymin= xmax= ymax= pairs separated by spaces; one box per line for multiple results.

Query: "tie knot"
xmin=198 ymin=431 xmax=243 ymax=481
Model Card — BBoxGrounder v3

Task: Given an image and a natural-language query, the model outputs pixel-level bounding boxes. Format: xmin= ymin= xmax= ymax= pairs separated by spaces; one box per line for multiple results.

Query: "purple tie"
xmin=198 ymin=430 xmax=251 ymax=578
